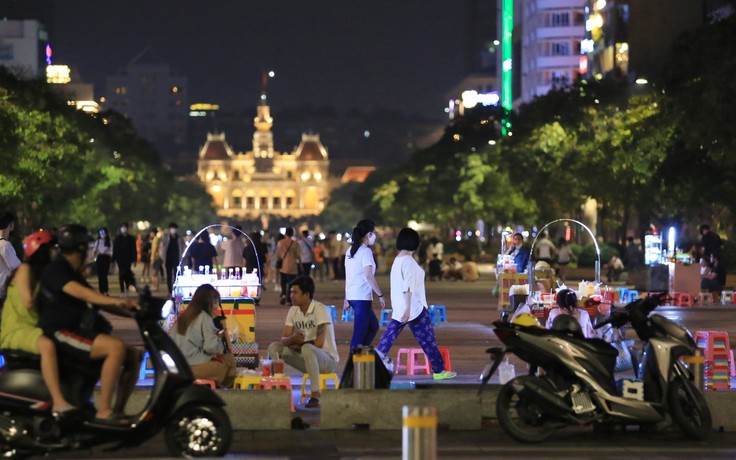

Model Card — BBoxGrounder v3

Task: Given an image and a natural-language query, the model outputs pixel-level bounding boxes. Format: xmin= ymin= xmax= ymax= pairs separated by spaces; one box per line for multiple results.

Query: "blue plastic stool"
xmin=0 ymin=353 xmax=5 ymax=368
xmin=615 ymin=287 xmax=630 ymax=303
xmin=626 ymin=290 xmax=640 ymax=303
xmin=138 ymin=351 xmax=154 ymax=381
xmin=429 ymin=305 xmax=447 ymax=326
xmin=341 ymin=308 xmax=354 ymax=322
xmin=380 ymin=309 xmax=393 ymax=327
xmin=324 ymin=305 xmax=338 ymax=324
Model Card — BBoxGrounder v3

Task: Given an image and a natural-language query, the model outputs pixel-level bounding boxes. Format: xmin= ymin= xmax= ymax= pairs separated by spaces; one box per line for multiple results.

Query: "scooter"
xmin=0 ymin=289 xmax=232 ymax=458
xmin=479 ymin=293 xmax=712 ymax=442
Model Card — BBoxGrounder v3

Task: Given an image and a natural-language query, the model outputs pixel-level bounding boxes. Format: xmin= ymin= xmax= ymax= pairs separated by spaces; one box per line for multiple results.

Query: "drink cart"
xmin=172 ymin=225 xmax=263 ymax=368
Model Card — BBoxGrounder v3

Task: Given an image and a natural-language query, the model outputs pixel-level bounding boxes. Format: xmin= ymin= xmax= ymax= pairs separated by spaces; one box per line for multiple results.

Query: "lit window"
xmin=301 ymin=172 xmax=310 ymax=181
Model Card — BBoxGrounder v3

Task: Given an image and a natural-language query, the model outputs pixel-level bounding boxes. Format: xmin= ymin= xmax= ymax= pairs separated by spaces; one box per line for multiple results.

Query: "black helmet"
xmin=556 ymin=288 xmax=578 ymax=310
xmin=551 ymin=313 xmax=584 ymax=338
xmin=58 ymin=224 xmax=92 ymax=251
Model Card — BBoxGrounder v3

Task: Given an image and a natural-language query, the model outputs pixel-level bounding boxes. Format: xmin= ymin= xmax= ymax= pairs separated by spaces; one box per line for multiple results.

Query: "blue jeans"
xmin=348 ymin=300 xmax=379 ymax=351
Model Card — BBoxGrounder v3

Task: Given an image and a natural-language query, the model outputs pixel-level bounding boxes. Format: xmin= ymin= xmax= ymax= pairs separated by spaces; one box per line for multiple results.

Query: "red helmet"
xmin=22 ymin=230 xmax=56 ymax=258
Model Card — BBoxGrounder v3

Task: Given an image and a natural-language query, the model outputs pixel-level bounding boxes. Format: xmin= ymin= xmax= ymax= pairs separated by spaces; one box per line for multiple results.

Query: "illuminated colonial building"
xmin=197 ymin=95 xmax=330 ymax=219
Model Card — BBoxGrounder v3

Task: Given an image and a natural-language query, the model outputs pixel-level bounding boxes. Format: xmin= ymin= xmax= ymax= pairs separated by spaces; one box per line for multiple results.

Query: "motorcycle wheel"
xmin=164 ymin=404 xmax=232 ymax=457
xmin=667 ymin=377 xmax=712 ymax=441
xmin=496 ymin=381 xmax=557 ymax=443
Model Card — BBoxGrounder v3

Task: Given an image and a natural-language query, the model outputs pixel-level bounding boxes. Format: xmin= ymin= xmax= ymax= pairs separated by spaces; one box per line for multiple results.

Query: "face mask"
xmin=368 ymin=233 xmax=377 ymax=245
xmin=170 ymin=229 xmax=177 ymax=236
xmin=120 ymin=227 xmax=128 ymax=234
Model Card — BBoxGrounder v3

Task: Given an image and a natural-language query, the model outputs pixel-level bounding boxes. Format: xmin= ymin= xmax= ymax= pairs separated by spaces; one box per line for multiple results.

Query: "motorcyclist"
xmin=37 ymin=224 xmax=140 ymax=425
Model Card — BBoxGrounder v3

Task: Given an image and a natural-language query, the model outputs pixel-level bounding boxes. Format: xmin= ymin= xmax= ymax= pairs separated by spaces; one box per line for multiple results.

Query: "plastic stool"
xmin=341 ymin=308 xmax=354 ymax=322
xmin=626 ymin=290 xmax=640 ymax=303
xmin=0 ymin=353 xmax=4 ymax=368
xmin=722 ymin=291 xmax=734 ymax=305
xmin=138 ymin=351 xmax=154 ymax=381
xmin=395 ymin=348 xmax=431 ymax=375
xmin=697 ymin=292 xmax=714 ymax=305
xmin=380 ymin=309 xmax=393 ymax=327
xmin=437 ymin=347 xmax=452 ymax=372
xmin=193 ymin=378 xmax=217 ymax=389
xmin=299 ymin=373 xmax=340 ymax=404
xmin=429 ymin=305 xmax=447 ymax=326
xmin=261 ymin=376 xmax=295 ymax=412
xmin=233 ymin=374 xmax=263 ymax=389
xmin=324 ymin=305 xmax=338 ymax=324
xmin=695 ymin=330 xmax=733 ymax=390
xmin=673 ymin=292 xmax=695 ymax=307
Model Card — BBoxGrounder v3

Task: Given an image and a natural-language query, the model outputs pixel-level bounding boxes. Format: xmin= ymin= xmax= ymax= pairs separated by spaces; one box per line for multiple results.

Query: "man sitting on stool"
xmin=267 ymin=276 xmax=339 ymax=409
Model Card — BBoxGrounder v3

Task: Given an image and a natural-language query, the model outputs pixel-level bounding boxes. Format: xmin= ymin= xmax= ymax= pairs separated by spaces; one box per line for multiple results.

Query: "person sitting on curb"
xmin=267 ymin=276 xmax=339 ymax=409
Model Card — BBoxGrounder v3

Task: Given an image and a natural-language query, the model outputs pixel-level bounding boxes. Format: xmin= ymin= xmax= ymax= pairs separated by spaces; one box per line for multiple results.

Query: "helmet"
xmin=511 ymin=313 xmax=541 ymax=328
xmin=57 ymin=224 xmax=92 ymax=251
xmin=22 ymin=230 xmax=56 ymax=258
xmin=551 ymin=313 xmax=584 ymax=338
xmin=556 ymin=288 xmax=578 ymax=310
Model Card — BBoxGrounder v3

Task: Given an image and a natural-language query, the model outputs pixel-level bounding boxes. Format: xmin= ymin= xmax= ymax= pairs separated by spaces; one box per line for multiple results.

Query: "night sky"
xmin=45 ymin=1 xmax=467 ymax=118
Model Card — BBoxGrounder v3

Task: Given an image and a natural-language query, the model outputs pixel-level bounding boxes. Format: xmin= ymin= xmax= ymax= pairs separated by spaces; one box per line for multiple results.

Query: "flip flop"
xmin=52 ymin=405 xmax=79 ymax=420
xmin=93 ymin=413 xmax=131 ymax=426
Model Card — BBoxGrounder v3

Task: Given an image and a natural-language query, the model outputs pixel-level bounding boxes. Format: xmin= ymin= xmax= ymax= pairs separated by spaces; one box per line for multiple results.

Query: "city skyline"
xmin=45 ymin=1 xmax=470 ymax=119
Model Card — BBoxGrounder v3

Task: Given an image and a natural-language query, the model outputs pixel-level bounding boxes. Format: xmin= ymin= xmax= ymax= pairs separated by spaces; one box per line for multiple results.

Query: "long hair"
xmin=98 ymin=228 xmax=111 ymax=247
xmin=348 ymin=219 xmax=375 ymax=258
xmin=176 ymin=284 xmax=220 ymax=335
xmin=26 ymin=244 xmax=56 ymax=309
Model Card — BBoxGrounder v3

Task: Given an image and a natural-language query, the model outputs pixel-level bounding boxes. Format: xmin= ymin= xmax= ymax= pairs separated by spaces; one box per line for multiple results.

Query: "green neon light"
xmin=501 ymin=0 xmax=513 ymax=112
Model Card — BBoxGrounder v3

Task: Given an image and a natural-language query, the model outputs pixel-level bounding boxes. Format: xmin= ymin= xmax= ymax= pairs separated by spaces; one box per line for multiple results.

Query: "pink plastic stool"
xmin=261 ymin=377 xmax=295 ymax=412
xmin=395 ymin=348 xmax=431 ymax=375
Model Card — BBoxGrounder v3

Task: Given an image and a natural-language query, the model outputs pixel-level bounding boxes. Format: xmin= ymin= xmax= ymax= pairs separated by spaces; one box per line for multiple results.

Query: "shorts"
xmin=153 ymin=257 xmax=163 ymax=271
xmin=49 ymin=328 xmax=101 ymax=364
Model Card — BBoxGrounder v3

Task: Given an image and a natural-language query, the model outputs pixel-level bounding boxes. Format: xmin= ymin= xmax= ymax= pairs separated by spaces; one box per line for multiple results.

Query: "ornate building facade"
xmin=197 ymin=95 xmax=330 ymax=220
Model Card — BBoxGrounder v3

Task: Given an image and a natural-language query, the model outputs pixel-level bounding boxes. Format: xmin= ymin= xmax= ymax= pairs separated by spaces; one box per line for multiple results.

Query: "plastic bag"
xmin=498 ymin=358 xmax=516 ymax=384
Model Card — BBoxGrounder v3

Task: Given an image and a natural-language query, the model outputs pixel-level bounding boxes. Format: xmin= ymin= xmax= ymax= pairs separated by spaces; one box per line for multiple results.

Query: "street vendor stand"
xmin=172 ymin=224 xmax=262 ymax=368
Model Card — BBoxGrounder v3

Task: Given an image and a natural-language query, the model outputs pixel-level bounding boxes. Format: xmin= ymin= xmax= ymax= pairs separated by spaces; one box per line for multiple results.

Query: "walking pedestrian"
xmin=92 ymin=228 xmax=113 ymax=294
xmin=343 ymin=219 xmax=384 ymax=351
xmin=275 ymin=227 xmax=300 ymax=305
xmin=160 ymin=223 xmax=185 ymax=293
xmin=112 ymin=223 xmax=137 ymax=294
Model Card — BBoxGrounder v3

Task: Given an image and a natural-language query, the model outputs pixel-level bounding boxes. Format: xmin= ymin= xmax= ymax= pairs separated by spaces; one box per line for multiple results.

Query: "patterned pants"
xmin=376 ymin=308 xmax=445 ymax=374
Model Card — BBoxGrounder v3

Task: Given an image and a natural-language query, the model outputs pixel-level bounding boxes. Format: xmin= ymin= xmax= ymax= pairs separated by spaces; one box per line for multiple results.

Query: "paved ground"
xmin=78 ymin=265 xmax=736 ymax=459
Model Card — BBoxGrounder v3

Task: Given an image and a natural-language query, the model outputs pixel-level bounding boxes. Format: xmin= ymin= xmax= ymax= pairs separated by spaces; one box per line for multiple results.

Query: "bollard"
xmin=353 ymin=346 xmax=375 ymax=389
xmin=402 ymin=406 xmax=437 ymax=460
xmin=685 ymin=349 xmax=705 ymax=391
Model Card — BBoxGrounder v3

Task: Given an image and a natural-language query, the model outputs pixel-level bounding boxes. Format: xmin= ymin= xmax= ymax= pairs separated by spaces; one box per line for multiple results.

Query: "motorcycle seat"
xmin=1 ymin=349 xmax=41 ymax=370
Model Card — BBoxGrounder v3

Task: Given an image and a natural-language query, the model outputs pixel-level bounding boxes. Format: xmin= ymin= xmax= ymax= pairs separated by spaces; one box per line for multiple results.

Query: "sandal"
xmin=304 ymin=397 xmax=320 ymax=409
xmin=52 ymin=405 xmax=79 ymax=419
xmin=93 ymin=413 xmax=131 ymax=426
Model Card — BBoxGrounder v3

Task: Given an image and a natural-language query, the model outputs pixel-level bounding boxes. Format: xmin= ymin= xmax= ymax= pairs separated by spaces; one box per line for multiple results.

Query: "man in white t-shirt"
xmin=267 ymin=276 xmax=339 ymax=409
xmin=0 ymin=211 xmax=21 ymax=305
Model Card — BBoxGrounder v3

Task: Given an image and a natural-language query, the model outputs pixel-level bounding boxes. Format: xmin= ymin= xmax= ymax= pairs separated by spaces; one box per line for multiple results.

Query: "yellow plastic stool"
xmin=299 ymin=373 xmax=340 ymax=404
xmin=232 ymin=374 xmax=263 ymax=390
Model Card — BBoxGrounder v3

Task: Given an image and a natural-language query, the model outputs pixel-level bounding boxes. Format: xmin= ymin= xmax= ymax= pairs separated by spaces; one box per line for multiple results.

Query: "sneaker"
xmin=433 ymin=370 xmax=457 ymax=381
xmin=304 ymin=397 xmax=320 ymax=409
xmin=375 ymin=350 xmax=394 ymax=374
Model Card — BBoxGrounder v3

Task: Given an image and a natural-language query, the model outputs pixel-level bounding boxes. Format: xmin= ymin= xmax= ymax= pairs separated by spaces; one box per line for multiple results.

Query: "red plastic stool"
xmin=394 ymin=348 xmax=431 ymax=375
xmin=193 ymin=378 xmax=217 ymax=389
xmin=673 ymin=292 xmax=695 ymax=307
xmin=438 ymin=347 xmax=452 ymax=372
xmin=695 ymin=330 xmax=733 ymax=390
xmin=261 ymin=376 xmax=295 ymax=412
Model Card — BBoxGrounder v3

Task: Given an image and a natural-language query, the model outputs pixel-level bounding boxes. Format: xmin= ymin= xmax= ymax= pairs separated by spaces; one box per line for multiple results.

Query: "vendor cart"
xmin=172 ymin=224 xmax=262 ymax=368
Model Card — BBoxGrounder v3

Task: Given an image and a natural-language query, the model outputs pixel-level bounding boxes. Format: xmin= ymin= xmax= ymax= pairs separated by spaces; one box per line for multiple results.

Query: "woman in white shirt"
xmin=92 ymin=228 xmax=113 ymax=295
xmin=375 ymin=228 xmax=456 ymax=380
xmin=545 ymin=288 xmax=595 ymax=338
xmin=344 ymin=219 xmax=385 ymax=351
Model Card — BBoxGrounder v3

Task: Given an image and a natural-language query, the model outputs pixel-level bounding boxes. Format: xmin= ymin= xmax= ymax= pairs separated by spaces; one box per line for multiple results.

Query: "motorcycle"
xmin=479 ymin=293 xmax=712 ymax=442
xmin=0 ymin=289 xmax=232 ymax=458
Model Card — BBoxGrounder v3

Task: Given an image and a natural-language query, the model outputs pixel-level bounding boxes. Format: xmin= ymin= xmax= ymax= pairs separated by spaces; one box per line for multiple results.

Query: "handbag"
xmin=611 ymin=338 xmax=635 ymax=372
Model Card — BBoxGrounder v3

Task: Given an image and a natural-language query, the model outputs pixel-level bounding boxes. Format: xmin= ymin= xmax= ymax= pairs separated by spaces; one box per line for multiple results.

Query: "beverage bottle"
xmin=199 ymin=265 xmax=204 ymax=275
xmin=228 ymin=268 xmax=234 ymax=280
xmin=235 ymin=267 xmax=241 ymax=280
xmin=204 ymin=265 xmax=210 ymax=276
xmin=221 ymin=268 xmax=227 ymax=280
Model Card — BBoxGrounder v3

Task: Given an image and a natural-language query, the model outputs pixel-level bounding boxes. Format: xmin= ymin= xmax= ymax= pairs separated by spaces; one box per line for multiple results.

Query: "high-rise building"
xmin=197 ymin=93 xmax=330 ymax=220
xmin=104 ymin=50 xmax=188 ymax=158
xmin=582 ymin=0 xmax=707 ymax=82
xmin=519 ymin=0 xmax=586 ymax=104
xmin=0 ymin=19 xmax=49 ymax=78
